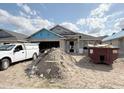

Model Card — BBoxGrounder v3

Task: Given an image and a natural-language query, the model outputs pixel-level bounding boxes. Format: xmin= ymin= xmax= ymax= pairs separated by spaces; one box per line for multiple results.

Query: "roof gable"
xmin=50 ymin=25 xmax=101 ymax=40
xmin=28 ymin=28 xmax=64 ymax=41
xmin=50 ymin=25 xmax=78 ymax=35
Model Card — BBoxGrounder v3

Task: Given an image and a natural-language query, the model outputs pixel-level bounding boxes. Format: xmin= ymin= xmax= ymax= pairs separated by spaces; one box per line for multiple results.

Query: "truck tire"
xmin=0 ymin=58 xmax=10 ymax=70
xmin=33 ymin=53 xmax=37 ymax=61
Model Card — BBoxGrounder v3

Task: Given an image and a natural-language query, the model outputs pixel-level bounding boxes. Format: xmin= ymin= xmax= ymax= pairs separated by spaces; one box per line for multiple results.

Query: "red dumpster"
xmin=88 ymin=47 xmax=119 ymax=65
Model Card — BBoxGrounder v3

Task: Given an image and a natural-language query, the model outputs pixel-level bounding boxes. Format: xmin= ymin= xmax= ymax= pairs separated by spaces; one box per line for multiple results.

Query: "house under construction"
xmin=28 ymin=25 xmax=101 ymax=54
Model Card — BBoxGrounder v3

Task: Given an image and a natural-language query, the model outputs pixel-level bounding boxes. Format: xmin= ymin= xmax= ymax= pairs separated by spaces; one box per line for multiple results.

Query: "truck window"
xmin=14 ymin=45 xmax=23 ymax=52
xmin=0 ymin=45 xmax=15 ymax=51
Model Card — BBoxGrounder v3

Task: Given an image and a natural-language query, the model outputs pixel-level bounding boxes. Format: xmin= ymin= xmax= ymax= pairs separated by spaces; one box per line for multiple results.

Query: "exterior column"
xmin=60 ymin=39 xmax=65 ymax=52
xmin=77 ymin=38 xmax=80 ymax=54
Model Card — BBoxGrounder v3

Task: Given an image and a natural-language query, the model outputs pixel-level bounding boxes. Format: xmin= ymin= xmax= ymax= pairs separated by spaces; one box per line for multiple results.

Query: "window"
xmin=0 ymin=45 xmax=15 ymax=51
xmin=14 ymin=45 xmax=23 ymax=52
xmin=83 ymin=47 xmax=88 ymax=49
xmin=79 ymin=36 xmax=82 ymax=39
xmin=70 ymin=41 xmax=74 ymax=46
xmin=113 ymin=50 xmax=118 ymax=54
xmin=90 ymin=49 xmax=93 ymax=54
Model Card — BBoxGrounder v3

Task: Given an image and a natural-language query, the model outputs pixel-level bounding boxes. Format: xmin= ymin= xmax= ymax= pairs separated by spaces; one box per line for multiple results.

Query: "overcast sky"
xmin=0 ymin=3 xmax=124 ymax=36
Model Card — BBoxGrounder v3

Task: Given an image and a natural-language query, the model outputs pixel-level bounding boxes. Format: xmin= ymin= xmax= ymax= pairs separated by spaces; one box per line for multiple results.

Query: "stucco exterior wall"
xmin=103 ymin=38 xmax=124 ymax=57
xmin=118 ymin=38 xmax=124 ymax=56
xmin=60 ymin=39 xmax=65 ymax=51
xmin=104 ymin=40 xmax=119 ymax=47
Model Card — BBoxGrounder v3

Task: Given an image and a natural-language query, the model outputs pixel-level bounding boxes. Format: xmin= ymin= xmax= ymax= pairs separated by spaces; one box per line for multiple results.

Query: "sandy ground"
xmin=0 ymin=55 xmax=124 ymax=89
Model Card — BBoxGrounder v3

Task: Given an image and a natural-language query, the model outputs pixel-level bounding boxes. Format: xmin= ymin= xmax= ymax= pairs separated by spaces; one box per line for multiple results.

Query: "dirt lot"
xmin=0 ymin=55 xmax=124 ymax=89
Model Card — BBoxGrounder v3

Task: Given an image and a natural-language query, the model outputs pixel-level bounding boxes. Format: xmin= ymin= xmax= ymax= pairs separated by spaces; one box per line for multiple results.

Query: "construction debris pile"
xmin=26 ymin=48 xmax=77 ymax=79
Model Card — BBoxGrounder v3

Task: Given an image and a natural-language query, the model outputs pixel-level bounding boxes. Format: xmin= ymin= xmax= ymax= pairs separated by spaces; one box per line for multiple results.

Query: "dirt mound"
xmin=112 ymin=58 xmax=124 ymax=68
xmin=26 ymin=48 xmax=77 ymax=79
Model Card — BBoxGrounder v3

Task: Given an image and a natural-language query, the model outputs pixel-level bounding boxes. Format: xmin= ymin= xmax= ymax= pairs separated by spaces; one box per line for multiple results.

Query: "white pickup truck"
xmin=0 ymin=43 xmax=39 ymax=70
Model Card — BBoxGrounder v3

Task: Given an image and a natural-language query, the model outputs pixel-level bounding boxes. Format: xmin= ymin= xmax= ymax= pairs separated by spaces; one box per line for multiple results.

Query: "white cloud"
xmin=106 ymin=11 xmax=123 ymax=19
xmin=22 ymin=4 xmax=31 ymax=14
xmin=0 ymin=9 xmax=35 ymax=32
xmin=32 ymin=10 xmax=37 ymax=15
xmin=60 ymin=22 xmax=79 ymax=31
xmin=0 ymin=9 xmax=10 ymax=17
xmin=76 ymin=4 xmax=124 ymax=36
xmin=77 ymin=17 xmax=107 ymax=36
xmin=77 ymin=18 xmax=106 ymax=29
xmin=88 ymin=28 xmax=101 ymax=34
xmin=17 ymin=3 xmax=31 ymax=14
xmin=76 ymin=18 xmax=85 ymax=25
xmin=114 ymin=18 xmax=124 ymax=30
xmin=90 ymin=3 xmax=112 ymax=17
xmin=17 ymin=3 xmax=37 ymax=16
xmin=77 ymin=4 xmax=112 ymax=34
xmin=19 ymin=11 xmax=30 ymax=18
xmin=31 ymin=18 xmax=55 ymax=30
xmin=0 ymin=9 xmax=54 ymax=35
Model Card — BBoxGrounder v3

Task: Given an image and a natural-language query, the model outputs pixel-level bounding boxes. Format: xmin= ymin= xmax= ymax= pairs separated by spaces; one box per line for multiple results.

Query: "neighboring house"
xmin=96 ymin=35 xmax=108 ymax=42
xmin=28 ymin=25 xmax=101 ymax=54
xmin=0 ymin=29 xmax=28 ymax=43
xmin=102 ymin=30 xmax=124 ymax=56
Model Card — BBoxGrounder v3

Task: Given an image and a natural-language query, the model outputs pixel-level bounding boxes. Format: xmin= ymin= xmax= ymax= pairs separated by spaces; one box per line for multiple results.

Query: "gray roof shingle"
xmin=50 ymin=25 xmax=78 ymax=35
xmin=50 ymin=25 xmax=100 ymax=40
xmin=102 ymin=31 xmax=124 ymax=42
xmin=0 ymin=29 xmax=28 ymax=42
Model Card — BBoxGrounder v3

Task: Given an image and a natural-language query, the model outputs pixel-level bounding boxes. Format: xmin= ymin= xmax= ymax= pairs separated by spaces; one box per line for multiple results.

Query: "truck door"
xmin=13 ymin=45 xmax=26 ymax=62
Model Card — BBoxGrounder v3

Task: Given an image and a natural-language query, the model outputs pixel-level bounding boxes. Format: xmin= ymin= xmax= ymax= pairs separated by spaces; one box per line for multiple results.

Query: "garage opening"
xmin=39 ymin=41 xmax=60 ymax=53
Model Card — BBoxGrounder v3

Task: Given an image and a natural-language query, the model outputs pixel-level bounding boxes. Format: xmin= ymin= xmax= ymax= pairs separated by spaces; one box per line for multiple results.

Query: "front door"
xmin=69 ymin=41 xmax=74 ymax=53
xmin=13 ymin=45 xmax=26 ymax=62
